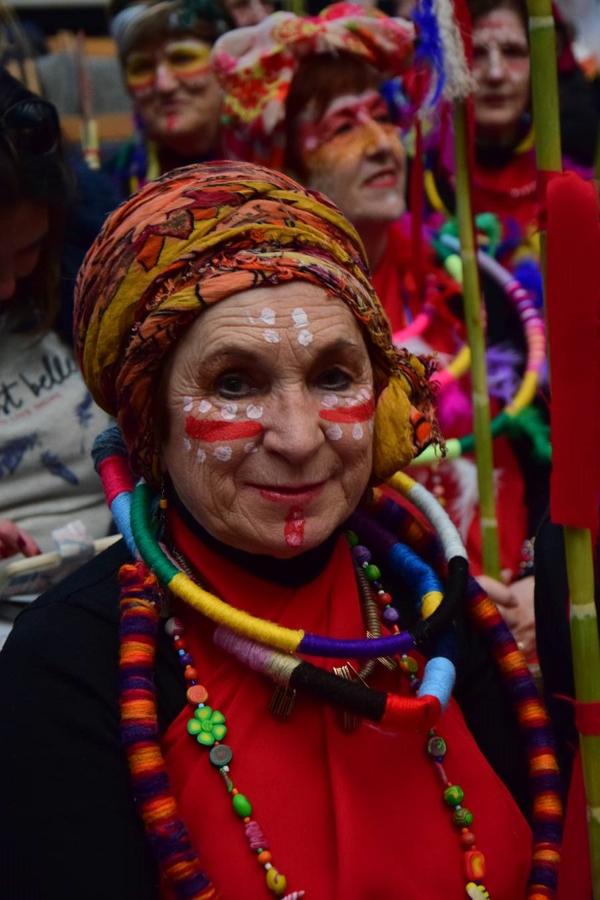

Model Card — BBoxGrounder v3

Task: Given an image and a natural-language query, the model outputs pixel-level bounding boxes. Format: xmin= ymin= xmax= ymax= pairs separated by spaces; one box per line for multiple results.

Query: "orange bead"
xmin=186 ymin=684 xmax=209 ymax=705
xmin=184 ymin=666 xmax=198 ymax=681
xmin=258 ymin=851 xmax=272 ymax=865
xmin=464 ymin=849 xmax=486 ymax=881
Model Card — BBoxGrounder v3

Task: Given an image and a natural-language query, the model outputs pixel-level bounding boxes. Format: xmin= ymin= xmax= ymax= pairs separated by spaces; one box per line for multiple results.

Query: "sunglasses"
xmin=0 ymin=97 xmax=60 ymax=158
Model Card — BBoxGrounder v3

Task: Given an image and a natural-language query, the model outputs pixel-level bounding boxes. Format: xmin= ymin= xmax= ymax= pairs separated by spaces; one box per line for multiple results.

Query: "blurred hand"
xmin=476 ymin=573 xmax=536 ymax=658
xmin=0 ymin=519 xmax=40 ymax=559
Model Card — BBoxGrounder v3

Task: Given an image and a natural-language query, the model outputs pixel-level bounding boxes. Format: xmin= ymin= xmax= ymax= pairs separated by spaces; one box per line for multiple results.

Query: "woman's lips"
xmin=249 ymin=481 xmax=327 ymax=504
xmin=363 ymin=169 xmax=399 ymax=189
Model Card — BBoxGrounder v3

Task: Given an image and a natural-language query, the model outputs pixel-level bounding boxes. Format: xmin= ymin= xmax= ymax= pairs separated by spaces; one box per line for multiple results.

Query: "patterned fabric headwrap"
xmin=212 ymin=3 xmax=416 ymax=168
xmin=75 ymin=161 xmax=439 ymax=484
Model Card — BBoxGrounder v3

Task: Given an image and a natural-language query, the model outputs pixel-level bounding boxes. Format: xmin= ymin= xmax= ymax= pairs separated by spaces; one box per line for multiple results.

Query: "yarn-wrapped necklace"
xmin=94 ymin=431 xmax=563 ymax=899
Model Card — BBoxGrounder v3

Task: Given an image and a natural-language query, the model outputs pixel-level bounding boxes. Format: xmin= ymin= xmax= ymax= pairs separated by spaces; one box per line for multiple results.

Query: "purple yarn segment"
xmin=299 ymin=630 xmax=414 ymax=658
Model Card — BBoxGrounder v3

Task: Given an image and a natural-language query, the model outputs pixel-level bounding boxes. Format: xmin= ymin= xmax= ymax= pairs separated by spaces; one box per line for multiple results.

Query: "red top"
xmin=162 ymin=508 xmax=531 ymax=899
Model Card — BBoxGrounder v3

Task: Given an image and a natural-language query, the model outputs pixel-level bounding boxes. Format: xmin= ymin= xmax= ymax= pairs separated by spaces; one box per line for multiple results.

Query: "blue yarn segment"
xmin=418 ymin=656 xmax=455 ymax=709
xmin=92 ymin=425 xmax=129 ymax=470
xmin=111 ymin=491 xmax=137 ymax=556
xmin=412 ymin=0 xmax=445 ymax=104
xmin=513 ymin=257 xmax=544 ymax=308
xmin=387 ymin=541 xmax=443 ymax=603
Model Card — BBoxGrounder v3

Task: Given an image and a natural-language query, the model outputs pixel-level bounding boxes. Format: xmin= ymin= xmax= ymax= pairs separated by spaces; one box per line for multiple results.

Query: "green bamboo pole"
xmin=564 ymin=527 xmax=600 ymax=894
xmin=452 ymin=102 xmax=501 ymax=579
xmin=526 ymin=0 xmax=600 ymax=891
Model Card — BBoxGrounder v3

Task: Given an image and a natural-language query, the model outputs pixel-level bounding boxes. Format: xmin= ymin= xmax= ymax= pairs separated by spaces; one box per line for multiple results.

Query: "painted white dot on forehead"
xmin=249 ymin=307 xmax=276 ymax=326
xmin=298 ymin=329 xmax=314 ymax=347
xmin=183 ymin=397 xmax=194 ymax=412
xmin=264 ymin=329 xmax=281 ymax=343
xmin=292 ymin=308 xmax=309 ymax=328
xmin=198 ymin=400 xmax=212 ymax=414
xmin=214 ymin=445 xmax=233 ymax=461
xmin=326 ymin=424 xmax=343 ymax=441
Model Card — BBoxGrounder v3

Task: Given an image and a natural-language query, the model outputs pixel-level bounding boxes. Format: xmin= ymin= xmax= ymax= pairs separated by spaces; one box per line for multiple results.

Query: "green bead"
xmin=187 ymin=719 xmax=203 ymax=736
xmin=346 ymin=530 xmax=359 ymax=547
xmin=212 ymin=723 xmax=227 ymax=741
xmin=196 ymin=705 xmax=213 ymax=721
xmin=232 ymin=793 xmax=253 ymax=817
xmin=197 ymin=731 xmax=216 ymax=747
xmin=443 ymin=785 xmax=464 ymax=807
xmin=364 ymin=563 xmax=381 ymax=581
xmin=453 ymin=807 xmax=474 ymax=828
xmin=427 ymin=735 xmax=447 ymax=759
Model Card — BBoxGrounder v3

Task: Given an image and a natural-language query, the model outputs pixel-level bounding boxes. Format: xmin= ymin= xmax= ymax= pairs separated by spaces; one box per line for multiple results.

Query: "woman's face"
xmin=161 ymin=282 xmax=375 ymax=558
xmin=472 ymin=8 xmax=530 ymax=144
xmin=298 ymin=89 xmax=406 ymax=228
xmin=124 ymin=37 xmax=222 ymax=157
xmin=0 ymin=201 xmax=48 ymax=304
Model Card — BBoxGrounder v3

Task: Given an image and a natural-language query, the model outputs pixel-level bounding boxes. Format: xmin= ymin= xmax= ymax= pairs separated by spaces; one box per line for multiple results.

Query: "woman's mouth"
xmin=249 ymin=481 xmax=327 ymax=504
xmin=363 ymin=169 xmax=399 ymax=189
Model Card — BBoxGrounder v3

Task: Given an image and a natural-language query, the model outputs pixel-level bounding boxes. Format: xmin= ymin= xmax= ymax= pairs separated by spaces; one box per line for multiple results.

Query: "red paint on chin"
xmin=320 ymin=397 xmax=375 ymax=424
xmin=185 ymin=416 xmax=263 ymax=442
xmin=284 ymin=507 xmax=305 ymax=548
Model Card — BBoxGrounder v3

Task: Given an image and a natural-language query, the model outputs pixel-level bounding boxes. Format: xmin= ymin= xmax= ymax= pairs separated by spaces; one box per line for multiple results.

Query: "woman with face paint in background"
xmin=424 ymin=0 xmax=597 ymax=258
xmin=105 ymin=0 xmax=227 ymax=198
xmin=212 ymin=4 xmax=541 ymax=655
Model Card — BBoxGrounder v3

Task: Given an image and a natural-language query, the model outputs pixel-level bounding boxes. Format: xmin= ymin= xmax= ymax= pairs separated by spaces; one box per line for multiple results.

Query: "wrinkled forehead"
xmin=473 ymin=9 xmax=527 ymax=44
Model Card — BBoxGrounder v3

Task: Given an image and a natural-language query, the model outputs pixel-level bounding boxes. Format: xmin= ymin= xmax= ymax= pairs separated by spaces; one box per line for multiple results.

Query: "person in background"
xmin=219 ymin=0 xmax=273 ymax=29
xmin=106 ymin=0 xmax=227 ymax=197
xmin=213 ymin=4 xmax=539 ymax=654
xmin=0 ymin=70 xmax=111 ymax=558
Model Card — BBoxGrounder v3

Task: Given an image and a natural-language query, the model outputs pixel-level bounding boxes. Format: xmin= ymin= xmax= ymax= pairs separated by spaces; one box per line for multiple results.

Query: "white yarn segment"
xmin=433 ymin=0 xmax=474 ymax=101
xmin=404 ymin=477 xmax=468 ymax=561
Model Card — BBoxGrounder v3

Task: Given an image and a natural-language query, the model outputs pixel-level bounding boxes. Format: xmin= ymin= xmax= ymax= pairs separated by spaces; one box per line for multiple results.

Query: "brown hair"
xmin=467 ymin=0 xmax=528 ymax=31
xmin=284 ymin=52 xmax=381 ymax=178
xmin=0 ymin=71 xmax=73 ymax=333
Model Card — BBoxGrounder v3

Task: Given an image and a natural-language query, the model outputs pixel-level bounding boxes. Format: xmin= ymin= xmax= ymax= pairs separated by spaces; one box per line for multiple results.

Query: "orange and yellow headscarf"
xmin=75 ymin=160 xmax=439 ymax=483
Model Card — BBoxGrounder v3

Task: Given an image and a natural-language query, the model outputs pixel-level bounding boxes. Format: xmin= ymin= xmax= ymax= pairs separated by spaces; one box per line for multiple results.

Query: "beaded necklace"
xmin=164 ymin=527 xmax=487 ymax=899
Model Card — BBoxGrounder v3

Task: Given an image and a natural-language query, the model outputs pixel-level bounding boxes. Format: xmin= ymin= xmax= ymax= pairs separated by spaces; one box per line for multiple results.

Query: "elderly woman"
xmin=0 ymin=162 xmax=562 ymax=899
xmin=106 ymin=0 xmax=226 ymax=197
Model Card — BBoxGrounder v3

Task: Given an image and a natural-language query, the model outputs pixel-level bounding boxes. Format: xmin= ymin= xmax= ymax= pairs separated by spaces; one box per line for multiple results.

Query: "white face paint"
xmin=298 ymin=329 xmax=314 ymax=347
xmin=326 ymin=424 xmax=344 ymax=441
xmin=183 ymin=396 xmax=194 ymax=412
xmin=214 ymin=445 xmax=233 ymax=461
xmin=196 ymin=448 xmax=207 ymax=462
xmin=248 ymin=307 xmax=276 ymax=326
xmin=321 ymin=393 xmax=339 ymax=409
xmin=183 ymin=437 xmax=192 ymax=451
xmin=263 ymin=329 xmax=281 ymax=343
xmin=244 ymin=441 xmax=259 ymax=454
xmin=352 ymin=423 xmax=364 ymax=440
xmin=198 ymin=400 xmax=212 ymax=413
xmin=246 ymin=404 xmax=264 ymax=420
xmin=221 ymin=403 xmax=238 ymax=421
xmin=292 ymin=307 xmax=309 ymax=328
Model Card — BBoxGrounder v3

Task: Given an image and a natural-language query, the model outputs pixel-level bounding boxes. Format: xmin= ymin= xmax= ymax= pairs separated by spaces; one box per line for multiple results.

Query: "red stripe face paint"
xmin=185 ymin=416 xmax=264 ymax=443
xmin=320 ymin=397 xmax=375 ymax=424
xmin=284 ymin=506 xmax=305 ymax=548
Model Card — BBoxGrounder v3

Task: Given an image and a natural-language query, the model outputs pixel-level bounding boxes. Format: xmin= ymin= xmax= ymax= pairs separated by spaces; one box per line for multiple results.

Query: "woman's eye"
xmin=214 ymin=372 xmax=258 ymax=398
xmin=316 ymin=367 xmax=353 ymax=391
xmin=332 ymin=122 xmax=354 ymax=137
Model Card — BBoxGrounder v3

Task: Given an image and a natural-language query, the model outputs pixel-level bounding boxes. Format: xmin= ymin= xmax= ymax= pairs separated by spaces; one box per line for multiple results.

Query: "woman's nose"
xmin=363 ymin=119 xmax=394 ymax=156
xmin=262 ymin=391 xmax=325 ymax=464
xmin=155 ymin=61 xmax=178 ymax=93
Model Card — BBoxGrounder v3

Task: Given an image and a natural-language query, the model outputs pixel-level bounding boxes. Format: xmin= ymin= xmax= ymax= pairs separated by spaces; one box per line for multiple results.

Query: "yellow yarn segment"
xmin=421 ymin=590 xmax=444 ymax=619
xmin=387 ymin=470 xmax=416 ymax=496
xmin=506 ymin=370 xmax=538 ymax=417
xmin=169 ymin=572 xmax=304 ymax=653
xmin=447 ymin=344 xmax=471 ymax=380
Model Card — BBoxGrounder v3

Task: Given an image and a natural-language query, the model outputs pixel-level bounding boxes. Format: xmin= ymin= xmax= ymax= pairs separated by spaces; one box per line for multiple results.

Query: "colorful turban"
xmin=211 ymin=3 xmax=417 ymax=168
xmin=75 ymin=161 xmax=439 ymax=483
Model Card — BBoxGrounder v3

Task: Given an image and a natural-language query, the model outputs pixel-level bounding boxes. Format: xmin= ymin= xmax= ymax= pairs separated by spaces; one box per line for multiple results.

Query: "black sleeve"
xmin=0 ymin=543 xmax=161 ymax=900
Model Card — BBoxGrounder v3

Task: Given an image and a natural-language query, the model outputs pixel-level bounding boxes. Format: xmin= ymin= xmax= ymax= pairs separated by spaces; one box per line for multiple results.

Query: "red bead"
xmin=174 ymin=637 xmax=184 ymax=650
xmin=464 ymin=849 xmax=486 ymax=880
xmin=257 ymin=851 xmax=272 ymax=865
xmin=460 ymin=830 xmax=476 ymax=850
xmin=184 ymin=666 xmax=198 ymax=682
xmin=376 ymin=591 xmax=393 ymax=607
